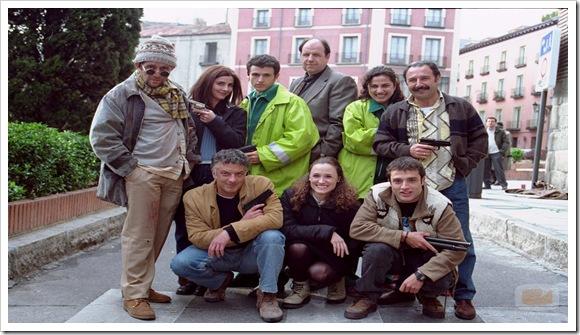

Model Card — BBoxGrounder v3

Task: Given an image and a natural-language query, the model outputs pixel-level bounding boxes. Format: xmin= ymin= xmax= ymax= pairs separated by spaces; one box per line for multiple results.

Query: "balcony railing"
xmin=493 ymin=90 xmax=505 ymax=102
xmin=342 ymin=13 xmax=361 ymax=25
xmin=391 ymin=16 xmax=411 ymax=26
xmin=253 ymin=17 xmax=270 ymax=28
xmin=424 ymin=19 xmax=444 ymax=28
xmin=505 ymin=120 xmax=521 ymax=131
xmin=462 ymin=95 xmax=471 ymax=103
xmin=476 ymin=92 xmax=488 ymax=104
xmin=465 ymin=70 xmax=474 ymax=79
xmin=419 ymin=55 xmax=447 ymax=68
xmin=531 ymin=85 xmax=542 ymax=96
xmin=526 ymin=118 xmax=539 ymax=129
xmin=511 ymin=87 xmax=525 ymax=99
xmin=336 ymin=52 xmax=361 ymax=64
xmin=199 ymin=55 xmax=220 ymax=66
xmin=480 ymin=65 xmax=489 ymax=75
xmin=514 ymin=56 xmax=527 ymax=68
xmin=288 ymin=53 xmax=301 ymax=64
xmin=295 ymin=14 xmax=313 ymax=27
xmin=497 ymin=61 xmax=507 ymax=72
xmin=384 ymin=53 xmax=412 ymax=66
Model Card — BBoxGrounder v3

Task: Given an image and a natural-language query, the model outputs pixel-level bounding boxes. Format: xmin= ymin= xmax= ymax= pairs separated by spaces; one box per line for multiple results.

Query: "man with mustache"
xmin=373 ymin=61 xmax=487 ymax=320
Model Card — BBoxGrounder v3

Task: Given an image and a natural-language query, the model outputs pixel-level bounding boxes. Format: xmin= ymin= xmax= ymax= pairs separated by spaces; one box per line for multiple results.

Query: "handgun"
xmin=242 ymin=189 xmax=274 ymax=213
xmin=239 ymin=145 xmax=257 ymax=153
xmin=425 ymin=236 xmax=471 ymax=251
xmin=191 ymin=100 xmax=206 ymax=109
xmin=418 ymin=138 xmax=451 ymax=148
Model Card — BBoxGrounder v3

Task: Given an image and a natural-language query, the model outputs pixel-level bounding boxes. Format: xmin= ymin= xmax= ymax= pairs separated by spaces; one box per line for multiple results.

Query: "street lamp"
xmin=532 ymin=102 xmax=538 ymax=113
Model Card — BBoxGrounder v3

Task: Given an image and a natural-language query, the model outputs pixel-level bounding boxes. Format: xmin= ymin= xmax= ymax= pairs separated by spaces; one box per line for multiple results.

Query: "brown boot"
xmin=326 ymin=277 xmax=346 ymax=304
xmin=204 ymin=271 xmax=234 ymax=303
xmin=418 ymin=296 xmax=445 ymax=319
xmin=344 ymin=297 xmax=377 ymax=320
xmin=256 ymin=289 xmax=284 ymax=322
xmin=148 ymin=289 xmax=171 ymax=303
xmin=454 ymin=299 xmax=476 ymax=320
xmin=123 ymin=298 xmax=155 ymax=320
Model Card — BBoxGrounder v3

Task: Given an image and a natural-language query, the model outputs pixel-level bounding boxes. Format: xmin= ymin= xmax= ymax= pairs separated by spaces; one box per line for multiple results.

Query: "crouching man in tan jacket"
xmin=344 ymin=157 xmax=466 ymax=320
xmin=170 ymin=149 xmax=285 ymax=322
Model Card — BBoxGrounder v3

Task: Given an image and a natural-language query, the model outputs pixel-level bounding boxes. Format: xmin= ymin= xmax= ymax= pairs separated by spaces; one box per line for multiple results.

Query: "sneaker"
xmin=123 ymin=298 xmax=155 ymax=320
xmin=418 ymin=296 xmax=445 ymax=319
xmin=148 ymin=289 xmax=171 ymax=303
xmin=256 ymin=289 xmax=283 ymax=322
xmin=454 ymin=299 xmax=476 ymax=320
xmin=344 ymin=297 xmax=377 ymax=320
xmin=282 ymin=280 xmax=310 ymax=309
xmin=378 ymin=290 xmax=415 ymax=305
xmin=326 ymin=277 xmax=346 ymax=304
xmin=204 ymin=271 xmax=234 ymax=303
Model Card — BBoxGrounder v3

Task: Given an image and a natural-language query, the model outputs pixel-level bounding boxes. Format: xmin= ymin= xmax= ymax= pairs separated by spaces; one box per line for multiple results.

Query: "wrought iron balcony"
xmin=511 ymin=87 xmax=525 ymax=99
xmin=493 ymin=90 xmax=505 ymax=102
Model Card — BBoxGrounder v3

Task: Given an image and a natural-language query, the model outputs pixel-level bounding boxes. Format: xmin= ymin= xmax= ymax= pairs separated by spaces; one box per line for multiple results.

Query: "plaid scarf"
xmin=136 ymin=72 xmax=189 ymax=119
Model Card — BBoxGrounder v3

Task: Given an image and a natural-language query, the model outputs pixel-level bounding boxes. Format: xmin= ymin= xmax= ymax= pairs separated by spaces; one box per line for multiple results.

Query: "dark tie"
xmin=292 ymin=75 xmax=314 ymax=96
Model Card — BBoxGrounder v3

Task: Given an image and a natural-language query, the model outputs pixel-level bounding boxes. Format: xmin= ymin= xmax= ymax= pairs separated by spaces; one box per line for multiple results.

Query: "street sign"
xmin=535 ymin=29 xmax=561 ymax=91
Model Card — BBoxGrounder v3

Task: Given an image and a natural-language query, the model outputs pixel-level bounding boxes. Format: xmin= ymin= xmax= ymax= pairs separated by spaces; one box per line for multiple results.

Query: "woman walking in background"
xmin=174 ymin=65 xmax=246 ymax=296
xmin=338 ymin=66 xmax=405 ymax=199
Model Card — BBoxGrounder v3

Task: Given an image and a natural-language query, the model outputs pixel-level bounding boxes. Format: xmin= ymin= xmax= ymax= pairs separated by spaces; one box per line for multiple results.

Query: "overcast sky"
xmin=142 ymin=7 xmax=557 ymax=41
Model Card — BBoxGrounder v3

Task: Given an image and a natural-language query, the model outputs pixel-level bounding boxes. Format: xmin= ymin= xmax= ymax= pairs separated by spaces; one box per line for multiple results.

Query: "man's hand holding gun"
xmin=410 ymin=138 xmax=451 ymax=161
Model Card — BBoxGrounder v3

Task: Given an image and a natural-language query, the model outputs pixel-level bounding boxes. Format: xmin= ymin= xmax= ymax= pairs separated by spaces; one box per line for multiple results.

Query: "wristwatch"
xmin=414 ymin=270 xmax=427 ymax=281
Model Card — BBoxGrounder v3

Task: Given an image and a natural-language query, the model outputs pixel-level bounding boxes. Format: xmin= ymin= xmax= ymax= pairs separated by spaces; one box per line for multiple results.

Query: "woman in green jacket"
xmin=338 ymin=66 xmax=405 ymax=198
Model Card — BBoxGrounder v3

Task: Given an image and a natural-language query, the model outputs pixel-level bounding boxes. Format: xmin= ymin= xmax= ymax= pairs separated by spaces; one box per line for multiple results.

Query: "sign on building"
xmin=535 ymin=29 xmax=561 ymax=91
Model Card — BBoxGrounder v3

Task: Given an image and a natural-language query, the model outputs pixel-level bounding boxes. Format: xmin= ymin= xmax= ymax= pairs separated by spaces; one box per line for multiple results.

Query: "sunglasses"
xmin=142 ymin=66 xmax=171 ymax=77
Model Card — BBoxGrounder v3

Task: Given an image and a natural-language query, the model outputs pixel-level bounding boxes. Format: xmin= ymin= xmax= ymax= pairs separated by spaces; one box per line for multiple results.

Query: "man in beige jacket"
xmin=170 ymin=149 xmax=285 ymax=323
xmin=345 ymin=157 xmax=466 ymax=320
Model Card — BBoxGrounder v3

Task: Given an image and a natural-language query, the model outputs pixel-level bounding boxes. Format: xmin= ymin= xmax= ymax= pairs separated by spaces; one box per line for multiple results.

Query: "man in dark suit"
xmin=289 ymin=38 xmax=358 ymax=161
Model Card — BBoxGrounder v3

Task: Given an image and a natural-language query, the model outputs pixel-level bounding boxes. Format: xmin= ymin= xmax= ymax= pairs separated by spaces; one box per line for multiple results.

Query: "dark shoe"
xmin=502 ymin=185 xmax=508 ymax=190
xmin=256 ymin=290 xmax=283 ymax=322
xmin=482 ymin=186 xmax=491 ymax=190
xmin=148 ymin=289 xmax=171 ymax=303
xmin=418 ymin=296 xmax=445 ymax=319
xmin=176 ymin=282 xmax=198 ymax=295
xmin=344 ymin=297 xmax=377 ymax=320
xmin=454 ymin=299 xmax=476 ymax=320
xmin=230 ymin=273 xmax=260 ymax=288
xmin=204 ymin=272 xmax=234 ymax=303
xmin=123 ymin=298 xmax=155 ymax=320
xmin=193 ymin=285 xmax=207 ymax=296
xmin=378 ymin=290 xmax=415 ymax=305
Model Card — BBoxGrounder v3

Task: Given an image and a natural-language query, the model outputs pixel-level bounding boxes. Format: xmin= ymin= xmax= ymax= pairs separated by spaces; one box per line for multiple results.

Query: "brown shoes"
xmin=326 ymin=277 xmax=346 ymax=304
xmin=454 ymin=299 xmax=476 ymax=320
xmin=123 ymin=298 xmax=155 ymax=320
xmin=417 ymin=296 xmax=445 ymax=319
xmin=148 ymin=289 xmax=171 ymax=303
xmin=344 ymin=297 xmax=378 ymax=320
xmin=204 ymin=271 xmax=234 ymax=303
xmin=256 ymin=289 xmax=284 ymax=322
xmin=378 ymin=290 xmax=415 ymax=305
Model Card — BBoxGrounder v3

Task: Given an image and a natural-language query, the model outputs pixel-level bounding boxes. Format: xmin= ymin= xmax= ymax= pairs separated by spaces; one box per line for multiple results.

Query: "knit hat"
xmin=133 ymin=35 xmax=177 ymax=67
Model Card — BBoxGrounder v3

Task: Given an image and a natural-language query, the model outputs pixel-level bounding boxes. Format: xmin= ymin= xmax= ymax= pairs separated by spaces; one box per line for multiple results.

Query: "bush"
xmin=511 ymin=148 xmax=524 ymax=163
xmin=8 ymin=180 xmax=26 ymax=201
xmin=8 ymin=122 xmax=99 ymax=200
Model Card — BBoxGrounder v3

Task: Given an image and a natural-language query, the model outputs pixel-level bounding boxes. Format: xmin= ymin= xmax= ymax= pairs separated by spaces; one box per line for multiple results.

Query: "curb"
xmin=8 ymin=207 xmax=126 ymax=281
xmin=470 ymin=211 xmax=567 ymax=272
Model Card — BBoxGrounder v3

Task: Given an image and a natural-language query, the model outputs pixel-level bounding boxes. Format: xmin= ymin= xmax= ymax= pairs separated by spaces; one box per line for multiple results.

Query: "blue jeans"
xmin=440 ymin=176 xmax=476 ymax=301
xmin=170 ymin=230 xmax=285 ymax=294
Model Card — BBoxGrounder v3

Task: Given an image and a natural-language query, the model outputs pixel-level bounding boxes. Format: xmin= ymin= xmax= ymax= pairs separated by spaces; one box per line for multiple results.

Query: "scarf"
xmin=136 ymin=72 xmax=189 ymax=119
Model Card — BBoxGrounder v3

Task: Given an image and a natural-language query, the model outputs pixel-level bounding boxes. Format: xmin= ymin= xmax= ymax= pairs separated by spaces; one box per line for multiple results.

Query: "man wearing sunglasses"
xmin=89 ymin=35 xmax=198 ymax=321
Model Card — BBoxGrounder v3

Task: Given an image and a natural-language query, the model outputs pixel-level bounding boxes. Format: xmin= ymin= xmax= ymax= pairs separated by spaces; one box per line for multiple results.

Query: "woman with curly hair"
xmin=280 ymin=157 xmax=361 ymax=308
xmin=338 ymin=66 xmax=405 ymax=198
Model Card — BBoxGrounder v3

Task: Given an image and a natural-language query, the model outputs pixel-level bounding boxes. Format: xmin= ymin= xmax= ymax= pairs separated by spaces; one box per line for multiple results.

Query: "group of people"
xmin=89 ymin=34 xmax=487 ymax=323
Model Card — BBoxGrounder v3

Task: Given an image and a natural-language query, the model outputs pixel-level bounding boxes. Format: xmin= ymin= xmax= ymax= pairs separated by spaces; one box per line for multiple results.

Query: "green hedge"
xmin=8 ymin=122 xmax=99 ymax=201
xmin=511 ymin=148 xmax=524 ymax=163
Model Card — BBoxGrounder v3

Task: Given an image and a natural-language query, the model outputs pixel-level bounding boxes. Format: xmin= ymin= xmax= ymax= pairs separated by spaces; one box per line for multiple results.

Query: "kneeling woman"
xmin=280 ymin=157 xmax=361 ymax=308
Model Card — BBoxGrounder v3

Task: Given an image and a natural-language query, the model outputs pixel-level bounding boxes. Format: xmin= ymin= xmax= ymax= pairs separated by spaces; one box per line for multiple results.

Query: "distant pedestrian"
xmin=496 ymin=121 xmax=513 ymax=171
xmin=373 ymin=61 xmax=487 ymax=320
xmin=289 ymin=38 xmax=358 ymax=161
xmin=89 ymin=35 xmax=198 ymax=320
xmin=173 ymin=65 xmax=247 ymax=297
xmin=240 ymin=54 xmax=319 ymax=196
xmin=483 ymin=116 xmax=509 ymax=190
xmin=338 ymin=66 xmax=405 ymax=198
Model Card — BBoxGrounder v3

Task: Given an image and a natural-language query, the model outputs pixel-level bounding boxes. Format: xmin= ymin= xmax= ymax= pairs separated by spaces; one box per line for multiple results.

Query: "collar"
xmin=381 ymin=185 xmax=433 ymax=220
xmin=249 ymin=84 xmax=278 ymax=102
xmin=407 ymin=90 xmax=445 ymax=109
xmin=369 ymin=99 xmax=387 ymax=115
xmin=304 ymin=66 xmax=327 ymax=82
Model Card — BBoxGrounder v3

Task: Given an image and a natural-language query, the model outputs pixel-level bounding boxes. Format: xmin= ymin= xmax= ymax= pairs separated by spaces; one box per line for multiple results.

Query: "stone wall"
xmin=545 ymin=80 xmax=568 ymax=192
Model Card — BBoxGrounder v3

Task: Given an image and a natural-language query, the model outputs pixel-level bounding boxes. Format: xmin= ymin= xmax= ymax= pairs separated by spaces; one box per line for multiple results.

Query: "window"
xmin=481 ymin=82 xmax=487 ymax=95
xmin=494 ymin=78 xmax=505 ymax=101
xmin=512 ymin=74 xmax=524 ymax=98
xmin=343 ymin=8 xmax=361 ymax=25
xmin=291 ymin=37 xmax=308 ymax=64
xmin=495 ymin=109 xmax=502 ymax=122
xmin=201 ymin=42 xmax=218 ymax=65
xmin=388 ymin=36 xmax=408 ymax=65
xmin=465 ymin=85 xmax=472 ymax=98
xmin=439 ymin=77 xmax=450 ymax=94
xmin=466 ymin=60 xmax=474 ymax=78
xmin=295 ymin=8 xmax=312 ymax=27
xmin=497 ymin=78 xmax=504 ymax=92
xmin=481 ymin=56 xmax=489 ymax=75
xmin=423 ymin=38 xmax=442 ymax=66
xmin=515 ymin=46 xmax=526 ymax=67
xmin=478 ymin=110 xmax=486 ymax=121
xmin=425 ymin=9 xmax=444 ymax=27
xmin=477 ymin=82 xmax=487 ymax=103
xmin=512 ymin=106 xmax=521 ymax=128
xmin=498 ymin=50 xmax=507 ymax=71
xmin=340 ymin=35 xmax=359 ymax=63
xmin=252 ymin=38 xmax=268 ymax=56
xmin=254 ymin=9 xmax=270 ymax=28
xmin=391 ymin=9 xmax=411 ymax=25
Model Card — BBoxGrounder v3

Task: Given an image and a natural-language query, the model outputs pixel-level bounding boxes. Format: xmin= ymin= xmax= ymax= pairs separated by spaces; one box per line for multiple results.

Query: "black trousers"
xmin=355 ymin=242 xmax=454 ymax=301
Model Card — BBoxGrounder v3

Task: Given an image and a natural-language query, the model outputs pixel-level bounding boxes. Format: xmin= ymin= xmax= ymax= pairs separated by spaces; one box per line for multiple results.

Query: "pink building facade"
xmin=456 ymin=19 xmax=558 ymax=151
xmin=232 ymin=8 xmax=456 ymax=95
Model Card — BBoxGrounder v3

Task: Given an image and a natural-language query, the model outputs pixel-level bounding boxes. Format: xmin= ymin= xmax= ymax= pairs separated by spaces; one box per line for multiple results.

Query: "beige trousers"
xmin=121 ymin=166 xmax=183 ymax=300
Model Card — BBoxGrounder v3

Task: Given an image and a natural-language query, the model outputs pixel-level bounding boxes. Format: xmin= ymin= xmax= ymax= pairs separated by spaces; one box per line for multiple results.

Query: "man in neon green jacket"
xmin=241 ymin=55 xmax=319 ymax=196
